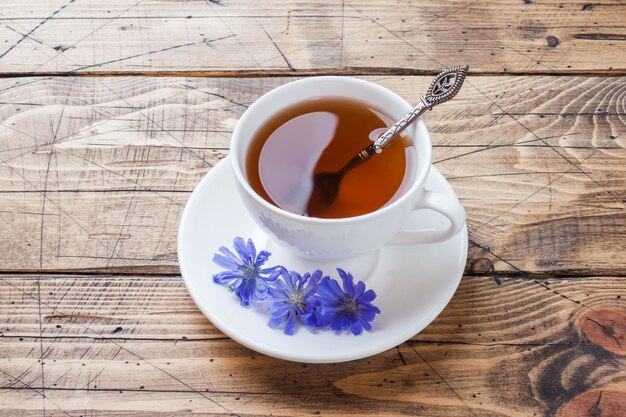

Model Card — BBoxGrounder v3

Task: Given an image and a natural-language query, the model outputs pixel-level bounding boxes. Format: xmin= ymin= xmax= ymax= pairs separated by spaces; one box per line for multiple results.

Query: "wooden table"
xmin=1 ymin=1 xmax=625 ymax=416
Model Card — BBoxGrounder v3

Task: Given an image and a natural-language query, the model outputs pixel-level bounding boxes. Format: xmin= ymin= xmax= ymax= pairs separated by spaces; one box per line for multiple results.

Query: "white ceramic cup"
xmin=230 ymin=77 xmax=465 ymax=261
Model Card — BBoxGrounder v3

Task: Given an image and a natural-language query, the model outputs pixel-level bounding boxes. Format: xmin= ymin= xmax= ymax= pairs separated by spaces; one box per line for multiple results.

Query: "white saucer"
xmin=178 ymin=156 xmax=467 ymax=363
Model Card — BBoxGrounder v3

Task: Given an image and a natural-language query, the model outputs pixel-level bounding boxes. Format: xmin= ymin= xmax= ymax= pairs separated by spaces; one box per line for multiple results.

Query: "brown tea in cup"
xmin=245 ymin=97 xmax=415 ymax=219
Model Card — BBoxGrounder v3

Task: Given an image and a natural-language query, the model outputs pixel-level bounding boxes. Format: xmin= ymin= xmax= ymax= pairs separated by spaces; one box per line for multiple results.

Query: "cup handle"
xmin=388 ymin=189 xmax=466 ymax=245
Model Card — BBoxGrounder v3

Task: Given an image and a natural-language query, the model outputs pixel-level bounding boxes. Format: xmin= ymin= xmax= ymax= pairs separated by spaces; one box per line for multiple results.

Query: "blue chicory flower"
xmin=212 ymin=238 xmax=382 ymax=336
xmin=212 ymin=237 xmax=280 ymax=306
xmin=266 ymin=269 xmax=323 ymax=335
xmin=316 ymin=268 xmax=381 ymax=335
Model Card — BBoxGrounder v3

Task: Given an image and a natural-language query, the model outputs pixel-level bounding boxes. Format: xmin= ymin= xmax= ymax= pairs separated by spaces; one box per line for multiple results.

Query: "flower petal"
xmin=254 ymin=286 xmax=269 ymax=301
xmin=283 ymin=271 xmax=302 ymax=293
xmin=232 ymin=237 xmax=251 ymax=264
xmin=268 ymin=315 xmax=284 ymax=329
xmin=299 ymin=272 xmax=310 ymax=290
xmin=359 ymin=300 xmax=380 ymax=315
xmin=260 ymin=266 xmax=282 ymax=280
xmin=359 ymin=289 xmax=377 ymax=303
xmin=304 ymin=270 xmax=323 ymax=293
xmin=311 ymin=270 xmax=323 ymax=281
xmin=359 ymin=317 xmax=373 ymax=332
xmin=354 ymin=280 xmax=366 ymax=299
xmin=254 ymin=250 xmax=271 ymax=268
xmin=337 ymin=268 xmax=355 ymax=296
xmin=350 ymin=320 xmax=364 ymax=335
xmin=235 ymin=280 xmax=254 ymax=305
xmin=315 ymin=306 xmax=337 ymax=327
xmin=317 ymin=277 xmax=344 ymax=300
xmin=212 ymin=252 xmax=241 ymax=270
xmin=230 ymin=277 xmax=245 ymax=290
xmin=284 ymin=313 xmax=297 ymax=335
xmin=268 ymin=279 xmax=287 ymax=296
xmin=269 ymin=304 xmax=291 ymax=317
xmin=246 ymin=238 xmax=257 ymax=261
xmin=300 ymin=308 xmax=317 ymax=327
xmin=334 ymin=314 xmax=351 ymax=332
xmin=218 ymin=246 xmax=243 ymax=265
xmin=213 ymin=271 xmax=241 ymax=284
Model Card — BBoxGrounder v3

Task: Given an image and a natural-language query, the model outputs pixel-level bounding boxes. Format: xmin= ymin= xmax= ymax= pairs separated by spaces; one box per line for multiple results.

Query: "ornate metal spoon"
xmin=306 ymin=65 xmax=469 ymax=216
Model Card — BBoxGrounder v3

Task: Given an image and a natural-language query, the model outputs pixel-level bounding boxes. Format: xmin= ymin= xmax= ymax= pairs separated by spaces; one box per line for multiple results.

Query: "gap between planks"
xmin=1 ymin=68 xmax=626 ymax=78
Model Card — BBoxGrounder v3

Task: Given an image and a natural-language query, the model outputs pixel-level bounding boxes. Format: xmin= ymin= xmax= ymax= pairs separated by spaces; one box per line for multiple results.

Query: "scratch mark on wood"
xmin=230 ymin=373 xmax=291 ymax=413
xmin=283 ymin=9 xmax=303 ymax=35
xmin=462 ymin=81 xmax=624 ymax=229
xmin=78 ymin=369 xmax=105 ymax=394
xmin=203 ymin=0 xmax=260 ymax=68
xmin=0 ymin=78 xmax=47 ymax=94
xmin=547 ymin=164 xmax=553 ymax=219
xmin=35 ymin=280 xmax=46 ymax=417
xmin=1 ymin=161 xmax=123 ymax=260
xmin=0 ymin=277 xmax=236 ymax=414
xmin=95 ymin=79 xmax=219 ymax=168
xmin=39 ymin=83 xmax=74 ymax=269
xmin=434 ymin=136 xmax=545 ymax=164
xmin=0 ymin=370 xmax=72 ymax=417
xmin=1 ymin=364 xmax=37 ymax=389
xmin=589 ymin=391 xmax=603 ymax=416
xmin=2 ymin=24 xmax=45 ymax=45
xmin=27 ymin=0 xmax=146 ymax=73
xmin=0 ymin=0 xmax=76 ymax=60
xmin=347 ymin=5 xmax=442 ymax=68
xmin=260 ymin=25 xmax=294 ymax=71
xmin=396 ymin=346 xmax=407 ymax=365
xmin=43 ymin=368 xmax=73 ymax=391
xmin=407 ymin=344 xmax=479 ymax=417
xmin=467 ymin=238 xmax=525 ymax=275
xmin=69 ymin=36 xmax=234 ymax=72
xmin=250 ymin=4 xmax=464 ymax=71
xmin=177 ymin=83 xmax=248 ymax=107
xmin=533 ymin=279 xmax=587 ymax=308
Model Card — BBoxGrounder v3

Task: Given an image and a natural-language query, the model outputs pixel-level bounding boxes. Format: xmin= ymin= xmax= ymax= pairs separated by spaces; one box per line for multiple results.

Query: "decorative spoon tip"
xmin=425 ymin=65 xmax=469 ymax=107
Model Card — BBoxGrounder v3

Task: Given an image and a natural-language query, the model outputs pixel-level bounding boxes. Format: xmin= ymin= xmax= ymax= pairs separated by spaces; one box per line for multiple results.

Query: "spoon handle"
xmin=372 ymin=65 xmax=469 ymax=153
xmin=372 ymin=99 xmax=429 ymax=152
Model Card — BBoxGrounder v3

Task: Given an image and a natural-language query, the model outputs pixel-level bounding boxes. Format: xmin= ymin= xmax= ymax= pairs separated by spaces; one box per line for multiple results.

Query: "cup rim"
xmin=230 ymin=76 xmax=432 ymax=224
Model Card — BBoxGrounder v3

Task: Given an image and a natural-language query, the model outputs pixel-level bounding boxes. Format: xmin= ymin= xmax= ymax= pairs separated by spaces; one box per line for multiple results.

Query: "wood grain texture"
xmin=0 ymin=75 xmax=624 ymax=275
xmin=1 ymin=1 xmax=624 ymax=417
xmin=1 ymin=274 xmax=625 ymax=416
xmin=0 ymin=0 xmax=625 ymax=74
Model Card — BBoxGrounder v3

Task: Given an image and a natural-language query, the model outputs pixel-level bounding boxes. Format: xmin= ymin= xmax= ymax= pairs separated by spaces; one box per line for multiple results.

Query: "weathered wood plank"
xmin=0 ymin=76 xmax=624 ymax=275
xmin=0 ymin=0 xmax=624 ymax=74
xmin=1 ymin=274 xmax=625 ymax=416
